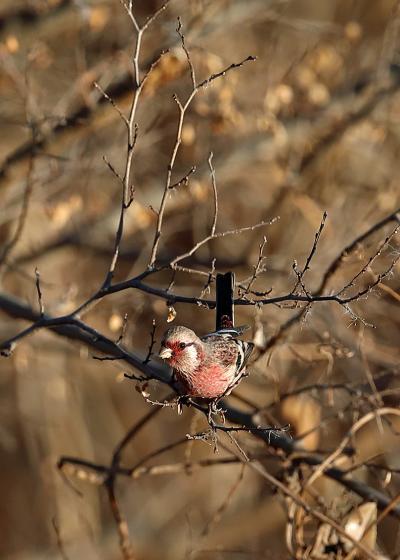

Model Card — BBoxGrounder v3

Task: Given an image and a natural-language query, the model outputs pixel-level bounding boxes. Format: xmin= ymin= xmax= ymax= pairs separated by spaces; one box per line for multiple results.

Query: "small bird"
xmin=158 ymin=325 xmax=254 ymax=399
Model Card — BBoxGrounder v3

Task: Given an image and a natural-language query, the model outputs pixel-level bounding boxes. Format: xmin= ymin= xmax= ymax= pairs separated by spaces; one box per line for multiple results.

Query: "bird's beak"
xmin=159 ymin=346 xmax=173 ymax=360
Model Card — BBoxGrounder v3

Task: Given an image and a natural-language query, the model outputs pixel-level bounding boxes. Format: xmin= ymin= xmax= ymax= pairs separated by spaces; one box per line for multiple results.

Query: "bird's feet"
xmin=176 ymin=395 xmax=190 ymax=414
xmin=207 ymin=399 xmax=226 ymax=427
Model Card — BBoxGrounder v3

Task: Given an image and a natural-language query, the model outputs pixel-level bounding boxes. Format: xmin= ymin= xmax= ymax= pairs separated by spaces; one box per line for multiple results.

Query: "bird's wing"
xmin=202 ymin=325 xmax=250 ymax=339
xmin=223 ymin=339 xmax=254 ymax=396
xmin=202 ymin=332 xmax=254 ymax=397
xmin=236 ymin=340 xmax=254 ymax=372
xmin=201 ymin=329 xmax=254 ymax=371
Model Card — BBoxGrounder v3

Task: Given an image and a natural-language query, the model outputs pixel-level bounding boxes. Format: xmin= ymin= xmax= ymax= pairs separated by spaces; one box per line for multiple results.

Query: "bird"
xmin=158 ymin=325 xmax=254 ymax=399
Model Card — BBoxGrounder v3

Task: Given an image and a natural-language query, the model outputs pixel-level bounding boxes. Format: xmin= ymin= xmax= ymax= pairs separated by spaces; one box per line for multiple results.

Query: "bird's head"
xmin=159 ymin=326 xmax=202 ymax=372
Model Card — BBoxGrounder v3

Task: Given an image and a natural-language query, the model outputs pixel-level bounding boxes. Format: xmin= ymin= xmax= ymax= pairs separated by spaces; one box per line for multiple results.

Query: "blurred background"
xmin=0 ymin=0 xmax=399 ymax=558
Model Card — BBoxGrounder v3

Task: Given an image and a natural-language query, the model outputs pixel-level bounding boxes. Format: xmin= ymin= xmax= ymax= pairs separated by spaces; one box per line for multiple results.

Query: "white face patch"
xmin=173 ymin=343 xmax=200 ymax=374
xmin=184 ymin=344 xmax=199 ymax=366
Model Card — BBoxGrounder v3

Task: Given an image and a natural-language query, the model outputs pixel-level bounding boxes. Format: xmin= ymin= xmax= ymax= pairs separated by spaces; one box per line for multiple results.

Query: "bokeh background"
xmin=0 ymin=0 xmax=400 ymax=558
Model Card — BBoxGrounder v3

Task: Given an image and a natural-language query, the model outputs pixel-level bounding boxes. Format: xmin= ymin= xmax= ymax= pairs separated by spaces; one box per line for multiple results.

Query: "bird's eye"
xmin=179 ymin=342 xmax=186 ymax=349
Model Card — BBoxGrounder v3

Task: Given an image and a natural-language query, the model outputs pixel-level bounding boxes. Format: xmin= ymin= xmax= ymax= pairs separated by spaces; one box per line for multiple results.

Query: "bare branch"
xmin=34 ymin=267 xmax=44 ymax=317
xmin=101 ymin=3 xmax=172 ymax=289
xmin=176 ymin=17 xmax=196 ymax=89
xmin=52 ymin=517 xmax=70 ymax=560
xmin=199 ymin=258 xmax=216 ymax=299
xmin=0 ymin=292 xmax=168 ymax=383
xmin=197 ymin=55 xmax=257 ymax=89
xmin=142 ymin=0 xmax=171 ymax=33
xmin=336 ymin=223 xmax=400 ymax=297
xmin=116 ymin=313 xmax=129 ymax=345
xmin=143 ymin=319 xmax=157 ymax=364
xmin=2 ymin=285 xmax=397 ymax=521
xmin=170 ymin=218 xmax=279 ymax=267
xmin=208 ymin=152 xmax=218 ymax=237
xmin=223 ymin=403 xmax=400 ymax=518
xmin=259 ymin=207 xmax=400 ymax=353
xmin=106 ymin=480 xmax=136 ymax=560
xmin=0 ymin=122 xmax=36 ymax=272
xmin=246 ymin=459 xmax=380 ymax=560
xmin=291 ymin=211 xmax=327 ymax=296
xmin=169 ymin=165 xmax=196 ymax=190
xmin=239 ymin=235 xmax=268 ymax=296
xmin=103 ymin=155 xmax=123 ymax=182
xmin=120 ymin=0 xmax=140 ymax=33
xmin=94 ymin=81 xmax=128 ymax=127
xmin=320 ymin=207 xmax=400 ymax=294
xmin=148 ymin=52 xmax=257 ymax=268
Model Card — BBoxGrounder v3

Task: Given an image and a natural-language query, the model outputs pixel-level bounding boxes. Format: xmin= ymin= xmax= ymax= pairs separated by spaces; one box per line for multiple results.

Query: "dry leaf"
xmin=167 ymin=306 xmax=177 ymax=323
xmin=343 ymin=502 xmax=377 ymax=554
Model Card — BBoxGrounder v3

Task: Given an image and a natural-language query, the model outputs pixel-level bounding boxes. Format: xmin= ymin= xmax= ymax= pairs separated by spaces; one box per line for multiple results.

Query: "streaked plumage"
xmin=159 ymin=325 xmax=254 ymax=398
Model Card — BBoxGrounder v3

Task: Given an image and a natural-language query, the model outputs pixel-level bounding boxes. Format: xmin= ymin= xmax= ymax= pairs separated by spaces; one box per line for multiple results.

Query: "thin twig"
xmin=106 ymin=480 xmax=136 ymax=560
xmin=143 ymin=320 xmax=157 ymax=364
xmin=0 ymin=124 xmax=36 ymax=272
xmin=117 ymin=313 xmax=129 ymax=345
xmin=2 ymin=259 xmax=400 ymax=358
xmin=94 ymin=81 xmax=128 ymax=126
xmin=148 ymin=43 xmax=257 ymax=268
xmin=248 ymin=460 xmax=379 ymax=560
xmin=208 ymin=152 xmax=218 ymax=237
xmin=169 ymin=165 xmax=196 ymax=190
xmin=34 ymin=267 xmax=44 ymax=317
xmin=176 ymin=17 xmax=196 ymax=89
xmin=336 ymin=224 xmax=400 ymax=297
xmin=291 ymin=211 xmax=328 ymax=296
xmin=199 ymin=258 xmax=216 ymax=299
xmin=170 ymin=218 xmax=278 ymax=267
xmin=320 ymin=208 xmax=400 ymax=294
xmin=2 ymin=286 xmax=396 ymax=517
xmin=304 ymin=407 xmax=400 ymax=490
xmin=239 ymin=235 xmax=268 ymax=296
xmin=52 ymin=517 xmax=70 ymax=560
xmin=259 ymin=207 xmax=400 ymax=353
xmin=101 ymin=3 xmax=170 ymax=289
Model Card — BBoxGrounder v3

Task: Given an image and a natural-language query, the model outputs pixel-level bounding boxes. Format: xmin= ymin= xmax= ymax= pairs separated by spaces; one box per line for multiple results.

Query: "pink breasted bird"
xmin=158 ymin=325 xmax=254 ymax=399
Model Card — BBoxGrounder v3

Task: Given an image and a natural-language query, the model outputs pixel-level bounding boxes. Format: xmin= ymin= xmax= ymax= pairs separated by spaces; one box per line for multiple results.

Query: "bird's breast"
xmin=175 ymin=363 xmax=234 ymax=399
